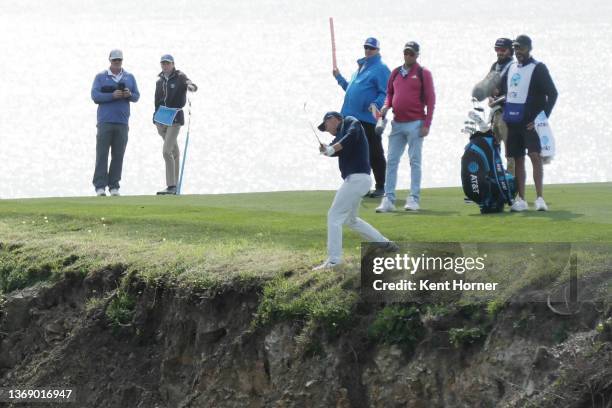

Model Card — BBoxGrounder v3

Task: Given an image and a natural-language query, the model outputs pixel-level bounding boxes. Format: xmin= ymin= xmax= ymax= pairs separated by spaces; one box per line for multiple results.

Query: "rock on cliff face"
xmin=0 ymin=269 xmax=610 ymax=408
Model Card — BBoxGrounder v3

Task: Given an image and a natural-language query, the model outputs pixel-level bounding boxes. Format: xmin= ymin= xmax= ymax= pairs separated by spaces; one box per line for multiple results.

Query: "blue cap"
xmin=160 ymin=54 xmax=174 ymax=63
xmin=494 ymin=38 xmax=513 ymax=49
xmin=318 ymin=111 xmax=343 ymax=131
xmin=364 ymin=37 xmax=380 ymax=49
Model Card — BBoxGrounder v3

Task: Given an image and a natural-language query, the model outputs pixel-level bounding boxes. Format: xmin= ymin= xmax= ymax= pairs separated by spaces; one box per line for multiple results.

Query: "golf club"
xmin=303 ymin=102 xmax=323 ymax=145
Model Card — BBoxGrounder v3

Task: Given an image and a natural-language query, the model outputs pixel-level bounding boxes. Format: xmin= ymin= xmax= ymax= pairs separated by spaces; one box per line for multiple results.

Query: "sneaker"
xmin=369 ymin=188 xmax=385 ymax=198
xmin=464 ymin=197 xmax=473 ymax=204
xmin=511 ymin=198 xmax=528 ymax=212
xmin=534 ymin=196 xmax=548 ymax=211
xmin=382 ymin=241 xmax=400 ymax=252
xmin=312 ymin=260 xmax=341 ymax=271
xmin=404 ymin=197 xmax=420 ymax=211
xmin=109 ymin=188 xmax=120 ymax=197
xmin=95 ymin=188 xmax=106 ymax=197
xmin=375 ymin=197 xmax=395 ymax=213
xmin=157 ymin=186 xmax=177 ymax=195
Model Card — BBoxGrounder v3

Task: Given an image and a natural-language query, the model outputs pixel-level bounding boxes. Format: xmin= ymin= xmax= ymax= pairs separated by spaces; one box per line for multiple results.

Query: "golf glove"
xmin=322 ymin=145 xmax=335 ymax=156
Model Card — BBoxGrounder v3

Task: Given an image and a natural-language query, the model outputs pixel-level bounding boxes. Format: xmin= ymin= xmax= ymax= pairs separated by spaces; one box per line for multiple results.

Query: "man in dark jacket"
xmin=314 ymin=112 xmax=392 ymax=270
xmin=154 ymin=54 xmax=197 ymax=195
xmin=488 ymin=37 xmax=515 ymax=175
xmin=500 ymin=35 xmax=558 ymax=211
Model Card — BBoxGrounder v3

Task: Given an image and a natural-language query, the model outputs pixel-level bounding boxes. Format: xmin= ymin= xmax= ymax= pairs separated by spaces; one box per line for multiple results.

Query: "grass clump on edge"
xmin=368 ymin=305 xmax=425 ymax=354
xmin=449 ymin=327 xmax=488 ymax=348
xmin=0 ymin=243 xmax=92 ymax=294
xmin=106 ymin=287 xmax=137 ymax=329
xmin=254 ymin=268 xmax=359 ymax=337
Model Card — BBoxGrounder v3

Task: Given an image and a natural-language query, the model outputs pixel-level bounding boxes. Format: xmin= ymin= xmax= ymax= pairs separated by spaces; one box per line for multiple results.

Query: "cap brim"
xmin=160 ymin=59 xmax=173 ymax=63
xmin=404 ymin=47 xmax=417 ymax=52
xmin=317 ymin=122 xmax=326 ymax=132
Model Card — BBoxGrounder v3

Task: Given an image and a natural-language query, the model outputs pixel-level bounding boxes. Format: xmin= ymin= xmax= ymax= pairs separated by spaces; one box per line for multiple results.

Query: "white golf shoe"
xmin=312 ymin=260 xmax=341 ymax=271
xmin=535 ymin=197 xmax=548 ymax=211
xmin=96 ymin=188 xmax=106 ymax=197
xmin=511 ymin=198 xmax=528 ymax=212
xmin=404 ymin=197 xmax=420 ymax=211
xmin=376 ymin=197 xmax=395 ymax=213
xmin=109 ymin=188 xmax=120 ymax=197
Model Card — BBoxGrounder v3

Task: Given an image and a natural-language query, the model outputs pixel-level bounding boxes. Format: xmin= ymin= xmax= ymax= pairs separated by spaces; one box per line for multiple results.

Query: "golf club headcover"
xmin=471 ymin=71 xmax=501 ymax=102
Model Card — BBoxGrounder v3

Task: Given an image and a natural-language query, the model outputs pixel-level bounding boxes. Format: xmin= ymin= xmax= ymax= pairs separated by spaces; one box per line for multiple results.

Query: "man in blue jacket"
xmin=314 ymin=111 xmax=393 ymax=270
xmin=333 ymin=37 xmax=390 ymax=198
xmin=91 ymin=49 xmax=140 ymax=196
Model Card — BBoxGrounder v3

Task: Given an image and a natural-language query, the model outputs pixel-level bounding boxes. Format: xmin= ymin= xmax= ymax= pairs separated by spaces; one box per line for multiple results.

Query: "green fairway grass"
xmin=1 ymin=183 xmax=610 ymax=327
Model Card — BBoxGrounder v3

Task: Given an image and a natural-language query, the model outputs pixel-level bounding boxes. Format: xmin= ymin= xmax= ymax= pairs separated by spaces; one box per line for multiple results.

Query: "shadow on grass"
xmin=390 ymin=209 xmax=461 ymax=216
xmin=518 ymin=210 xmax=584 ymax=221
xmin=467 ymin=210 xmax=584 ymax=220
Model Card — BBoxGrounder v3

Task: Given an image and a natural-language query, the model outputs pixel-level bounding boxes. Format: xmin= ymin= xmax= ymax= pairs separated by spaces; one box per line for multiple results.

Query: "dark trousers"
xmin=93 ymin=123 xmax=128 ymax=190
xmin=360 ymin=121 xmax=386 ymax=190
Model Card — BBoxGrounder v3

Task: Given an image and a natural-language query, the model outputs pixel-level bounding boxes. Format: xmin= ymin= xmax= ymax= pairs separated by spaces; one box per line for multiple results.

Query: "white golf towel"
xmin=535 ymin=111 xmax=555 ymax=164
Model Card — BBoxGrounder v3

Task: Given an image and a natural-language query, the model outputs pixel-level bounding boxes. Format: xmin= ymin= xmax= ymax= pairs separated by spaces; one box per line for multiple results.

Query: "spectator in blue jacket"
xmin=333 ymin=37 xmax=390 ymax=198
xmin=90 ymin=49 xmax=140 ymax=196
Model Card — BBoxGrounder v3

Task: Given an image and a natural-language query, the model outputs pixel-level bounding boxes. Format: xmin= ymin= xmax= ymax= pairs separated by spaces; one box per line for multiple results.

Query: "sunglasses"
xmin=111 ymin=58 xmax=123 ymax=62
xmin=494 ymin=47 xmax=509 ymax=52
xmin=403 ymin=50 xmax=416 ymax=56
xmin=364 ymin=45 xmax=377 ymax=51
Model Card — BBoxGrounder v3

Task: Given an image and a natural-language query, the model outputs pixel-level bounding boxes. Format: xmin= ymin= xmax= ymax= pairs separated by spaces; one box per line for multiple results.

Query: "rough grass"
xmin=0 ymin=183 xmax=611 ymax=330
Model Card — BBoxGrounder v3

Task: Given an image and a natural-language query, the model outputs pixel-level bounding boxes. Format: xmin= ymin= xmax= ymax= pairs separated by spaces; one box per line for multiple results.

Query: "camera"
xmin=117 ymin=82 xmax=126 ymax=91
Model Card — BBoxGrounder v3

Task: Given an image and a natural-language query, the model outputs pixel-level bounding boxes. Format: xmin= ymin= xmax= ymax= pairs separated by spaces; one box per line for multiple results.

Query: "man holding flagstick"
xmin=330 ymin=23 xmax=390 ymax=198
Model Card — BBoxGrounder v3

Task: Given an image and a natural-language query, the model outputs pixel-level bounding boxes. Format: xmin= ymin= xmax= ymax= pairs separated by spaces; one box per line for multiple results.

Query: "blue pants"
xmin=384 ymin=120 xmax=424 ymax=203
xmin=93 ymin=123 xmax=128 ymax=190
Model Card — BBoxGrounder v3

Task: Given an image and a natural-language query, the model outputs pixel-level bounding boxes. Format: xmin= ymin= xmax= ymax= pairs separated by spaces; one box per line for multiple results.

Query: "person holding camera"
xmin=153 ymin=54 xmax=197 ymax=195
xmin=90 ymin=49 xmax=140 ymax=196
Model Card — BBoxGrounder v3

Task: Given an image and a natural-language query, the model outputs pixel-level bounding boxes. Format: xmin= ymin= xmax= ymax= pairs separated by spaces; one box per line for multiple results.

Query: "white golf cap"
xmin=109 ymin=49 xmax=123 ymax=60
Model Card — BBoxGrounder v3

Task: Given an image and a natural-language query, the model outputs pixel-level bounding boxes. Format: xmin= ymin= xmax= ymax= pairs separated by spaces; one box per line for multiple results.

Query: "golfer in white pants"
xmin=314 ymin=112 xmax=391 ymax=270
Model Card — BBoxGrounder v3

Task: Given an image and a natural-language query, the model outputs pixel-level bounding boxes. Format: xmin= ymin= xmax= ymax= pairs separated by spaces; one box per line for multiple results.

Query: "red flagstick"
xmin=329 ymin=17 xmax=337 ymax=70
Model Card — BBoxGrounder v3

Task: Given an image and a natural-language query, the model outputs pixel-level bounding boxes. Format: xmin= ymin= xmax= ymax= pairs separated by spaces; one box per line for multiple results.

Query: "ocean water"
xmin=1 ymin=0 xmax=611 ymax=198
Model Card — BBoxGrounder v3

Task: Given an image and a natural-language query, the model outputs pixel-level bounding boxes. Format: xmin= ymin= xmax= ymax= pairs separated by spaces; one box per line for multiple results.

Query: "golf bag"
xmin=461 ymin=132 xmax=515 ymax=213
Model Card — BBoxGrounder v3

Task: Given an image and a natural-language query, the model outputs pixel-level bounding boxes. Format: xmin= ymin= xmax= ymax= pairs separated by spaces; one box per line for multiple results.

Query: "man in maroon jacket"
xmin=376 ymin=41 xmax=436 ymax=212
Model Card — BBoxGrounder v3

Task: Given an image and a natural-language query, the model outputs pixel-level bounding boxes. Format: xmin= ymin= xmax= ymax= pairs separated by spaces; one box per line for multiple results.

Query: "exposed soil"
xmin=0 ymin=267 xmax=610 ymax=408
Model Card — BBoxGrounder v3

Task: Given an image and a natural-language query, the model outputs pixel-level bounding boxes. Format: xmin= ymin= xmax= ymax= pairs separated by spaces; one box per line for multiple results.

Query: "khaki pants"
xmin=491 ymin=109 xmax=514 ymax=175
xmin=156 ymin=124 xmax=181 ymax=187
